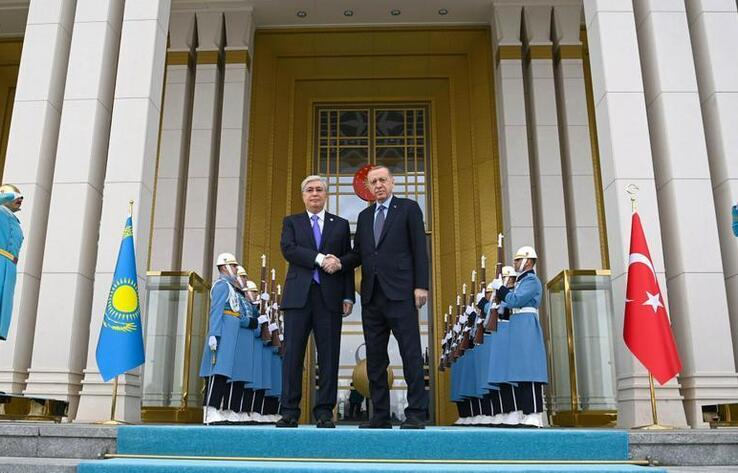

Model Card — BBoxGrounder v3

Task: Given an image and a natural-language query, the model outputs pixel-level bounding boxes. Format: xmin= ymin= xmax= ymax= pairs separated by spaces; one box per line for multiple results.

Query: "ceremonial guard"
xmin=199 ymin=253 xmax=242 ymax=425
xmin=0 ymin=184 xmax=23 ymax=341
xmin=491 ymin=246 xmax=547 ymax=428
xmin=225 ymin=267 xmax=260 ymax=424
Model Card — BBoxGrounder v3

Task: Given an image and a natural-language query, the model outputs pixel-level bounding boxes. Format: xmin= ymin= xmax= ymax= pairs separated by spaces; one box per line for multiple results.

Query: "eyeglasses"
xmin=303 ymin=187 xmax=326 ymax=193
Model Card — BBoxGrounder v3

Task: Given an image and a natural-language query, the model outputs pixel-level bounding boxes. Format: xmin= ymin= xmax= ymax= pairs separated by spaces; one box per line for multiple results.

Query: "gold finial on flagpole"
xmin=128 ymin=200 xmax=134 ymax=216
xmin=626 ymin=184 xmax=639 ymax=212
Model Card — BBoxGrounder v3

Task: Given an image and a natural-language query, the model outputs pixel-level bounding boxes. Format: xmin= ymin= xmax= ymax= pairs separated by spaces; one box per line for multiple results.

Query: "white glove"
xmin=463 ymin=326 xmax=471 ymax=333
xmin=475 ymin=316 xmax=484 ymax=325
xmin=208 ymin=336 xmax=217 ymax=351
xmin=475 ymin=292 xmax=485 ymax=304
xmin=465 ymin=306 xmax=474 ymax=316
xmin=490 ymin=278 xmax=503 ymax=291
xmin=261 ymin=292 xmax=270 ymax=301
xmin=257 ymin=315 xmax=269 ymax=324
xmin=459 ymin=314 xmax=469 ymax=325
xmin=272 ymin=302 xmax=279 ymax=311
xmin=453 ymin=323 xmax=462 ymax=333
xmin=279 ymin=333 xmax=284 ymax=342
xmin=490 ymin=303 xmax=499 ymax=312
xmin=268 ymin=323 xmax=279 ymax=333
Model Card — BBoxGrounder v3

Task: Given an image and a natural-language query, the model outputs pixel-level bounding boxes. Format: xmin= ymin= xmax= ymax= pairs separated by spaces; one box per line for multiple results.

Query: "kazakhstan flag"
xmin=95 ymin=213 xmax=145 ymax=382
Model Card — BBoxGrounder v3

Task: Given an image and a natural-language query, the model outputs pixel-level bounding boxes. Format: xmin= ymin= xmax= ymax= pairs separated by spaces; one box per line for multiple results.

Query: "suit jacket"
xmin=342 ymin=196 xmax=428 ymax=302
xmin=280 ymin=211 xmax=355 ymax=312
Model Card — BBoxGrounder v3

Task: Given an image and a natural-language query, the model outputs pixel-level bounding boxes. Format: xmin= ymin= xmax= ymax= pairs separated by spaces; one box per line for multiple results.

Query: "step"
xmin=0 ymin=456 xmax=81 ymax=473
xmin=0 ymin=423 xmax=116 ymax=459
xmin=117 ymin=426 xmax=629 ymax=462
xmin=78 ymin=458 xmax=666 ymax=473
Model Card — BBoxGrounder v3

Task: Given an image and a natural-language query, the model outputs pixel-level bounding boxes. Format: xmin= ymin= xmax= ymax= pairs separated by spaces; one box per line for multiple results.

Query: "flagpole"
xmin=627 ymin=184 xmax=672 ymax=431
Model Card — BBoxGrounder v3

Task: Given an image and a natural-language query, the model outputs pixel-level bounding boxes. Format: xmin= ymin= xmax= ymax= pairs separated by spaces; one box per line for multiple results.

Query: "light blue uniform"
xmin=0 ymin=192 xmax=23 ymax=341
xmin=230 ymin=293 xmax=258 ymax=384
xmin=199 ymin=277 xmax=241 ymax=379
xmin=502 ymin=270 xmax=548 ymax=383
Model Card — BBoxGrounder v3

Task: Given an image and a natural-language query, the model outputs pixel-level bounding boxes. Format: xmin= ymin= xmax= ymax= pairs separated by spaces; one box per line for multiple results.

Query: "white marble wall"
xmin=149 ymin=12 xmax=196 ymax=272
xmin=634 ymin=0 xmax=738 ymax=428
xmin=23 ymin=0 xmax=124 ymax=418
xmin=180 ymin=12 xmax=224 ymax=281
xmin=552 ymin=4 xmax=602 ymax=269
xmin=491 ymin=4 xmax=536 ymax=259
xmin=75 ymin=0 xmax=170 ymax=423
xmin=582 ymin=0 xmax=687 ymax=428
xmin=522 ymin=5 xmax=570 ymax=282
xmin=0 ymin=0 xmax=75 ymax=394
xmin=213 ymin=10 xmax=254 ymax=273
xmin=685 ymin=1 xmax=738 ymax=375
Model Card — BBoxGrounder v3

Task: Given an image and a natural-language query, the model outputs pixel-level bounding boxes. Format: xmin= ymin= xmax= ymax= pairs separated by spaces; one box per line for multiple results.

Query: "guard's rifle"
xmin=277 ymin=286 xmax=286 ymax=357
xmin=441 ymin=305 xmax=453 ymax=368
xmin=473 ymin=257 xmax=487 ymax=345
xmin=485 ymin=234 xmax=504 ymax=332
xmin=439 ymin=311 xmax=448 ymax=372
xmin=452 ymin=295 xmax=463 ymax=361
xmin=460 ymin=280 xmax=475 ymax=352
xmin=269 ymin=270 xmax=282 ymax=349
xmin=258 ymin=256 xmax=271 ymax=342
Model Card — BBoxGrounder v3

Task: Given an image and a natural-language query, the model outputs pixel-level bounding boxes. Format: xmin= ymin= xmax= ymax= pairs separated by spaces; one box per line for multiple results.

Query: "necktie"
xmin=312 ymin=214 xmax=321 ymax=284
xmin=374 ymin=204 xmax=385 ymax=247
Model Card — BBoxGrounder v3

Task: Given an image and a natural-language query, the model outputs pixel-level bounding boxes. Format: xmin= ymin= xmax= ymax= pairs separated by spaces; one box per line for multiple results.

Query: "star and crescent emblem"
xmin=627 ymin=252 xmax=663 ymax=315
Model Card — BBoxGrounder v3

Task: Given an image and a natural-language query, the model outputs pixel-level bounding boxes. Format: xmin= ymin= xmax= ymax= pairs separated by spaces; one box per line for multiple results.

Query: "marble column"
xmin=180 ymin=12 xmax=224 ymax=281
xmin=522 ymin=5 xmax=570 ymax=283
xmin=634 ymin=0 xmax=738 ymax=427
xmin=552 ymin=4 xmax=603 ymax=270
xmin=149 ymin=11 xmax=196 ymax=271
xmin=23 ymin=0 xmax=124 ymax=418
xmin=582 ymin=0 xmax=687 ymax=428
xmin=685 ymin=0 xmax=738 ymax=376
xmin=212 ymin=9 xmax=254 ymax=273
xmin=75 ymin=0 xmax=170 ymax=423
xmin=0 ymin=0 xmax=75 ymax=394
xmin=491 ymin=4 xmax=536 ymax=258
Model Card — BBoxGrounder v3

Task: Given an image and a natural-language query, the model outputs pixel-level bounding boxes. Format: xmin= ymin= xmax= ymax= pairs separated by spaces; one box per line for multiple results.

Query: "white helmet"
xmin=236 ymin=265 xmax=248 ymax=277
xmin=501 ymin=265 xmax=517 ymax=278
xmin=245 ymin=280 xmax=258 ymax=292
xmin=215 ymin=252 xmax=238 ymax=267
xmin=513 ymin=246 xmax=537 ymax=260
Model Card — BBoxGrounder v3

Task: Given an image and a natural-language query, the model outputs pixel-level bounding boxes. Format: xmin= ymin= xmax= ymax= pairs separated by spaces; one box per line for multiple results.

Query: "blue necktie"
xmin=374 ymin=204 xmax=385 ymax=247
xmin=312 ymin=214 xmax=321 ymax=284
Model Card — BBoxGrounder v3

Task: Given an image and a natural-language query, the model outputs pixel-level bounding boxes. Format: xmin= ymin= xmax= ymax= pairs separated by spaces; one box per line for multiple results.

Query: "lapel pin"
xmin=330 ymin=218 xmax=334 ymax=221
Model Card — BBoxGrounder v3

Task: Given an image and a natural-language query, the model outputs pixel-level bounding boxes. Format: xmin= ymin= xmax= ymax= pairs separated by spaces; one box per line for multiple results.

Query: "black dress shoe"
xmin=359 ymin=418 xmax=393 ymax=429
xmin=400 ymin=416 xmax=425 ymax=430
xmin=316 ymin=418 xmax=336 ymax=428
xmin=276 ymin=417 xmax=298 ymax=428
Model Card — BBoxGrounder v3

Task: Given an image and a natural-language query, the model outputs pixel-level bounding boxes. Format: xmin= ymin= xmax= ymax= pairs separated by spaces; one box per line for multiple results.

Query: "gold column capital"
xmin=224 ymin=48 xmax=251 ymax=70
xmin=526 ymin=44 xmax=553 ymax=62
xmin=554 ymin=44 xmax=583 ymax=63
xmin=495 ymin=44 xmax=522 ymax=65
xmin=196 ymin=49 xmax=220 ymax=65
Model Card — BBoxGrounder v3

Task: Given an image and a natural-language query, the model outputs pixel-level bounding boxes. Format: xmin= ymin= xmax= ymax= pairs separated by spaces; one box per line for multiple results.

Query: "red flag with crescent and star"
xmin=623 ymin=212 xmax=682 ymax=385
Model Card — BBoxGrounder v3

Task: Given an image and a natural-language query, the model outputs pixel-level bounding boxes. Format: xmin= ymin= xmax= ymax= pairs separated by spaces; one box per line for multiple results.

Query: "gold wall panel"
xmin=244 ymin=27 xmax=501 ymax=425
xmin=0 ymin=39 xmax=22 ymax=181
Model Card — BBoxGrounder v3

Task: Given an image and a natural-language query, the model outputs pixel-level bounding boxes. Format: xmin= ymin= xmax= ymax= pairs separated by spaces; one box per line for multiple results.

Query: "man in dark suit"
xmin=341 ymin=165 xmax=429 ymax=429
xmin=277 ymin=175 xmax=355 ymax=428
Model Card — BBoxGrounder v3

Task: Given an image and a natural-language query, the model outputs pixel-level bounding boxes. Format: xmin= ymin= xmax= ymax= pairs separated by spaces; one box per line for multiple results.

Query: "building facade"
xmin=0 ymin=0 xmax=736 ymax=428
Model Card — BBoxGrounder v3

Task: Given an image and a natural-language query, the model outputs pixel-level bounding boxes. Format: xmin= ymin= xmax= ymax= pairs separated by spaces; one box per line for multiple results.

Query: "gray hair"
xmin=300 ymin=175 xmax=328 ymax=192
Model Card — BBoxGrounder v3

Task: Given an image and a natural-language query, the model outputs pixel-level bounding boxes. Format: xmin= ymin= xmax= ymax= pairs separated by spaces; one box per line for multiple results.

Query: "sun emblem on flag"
xmin=104 ymin=277 xmax=140 ymax=333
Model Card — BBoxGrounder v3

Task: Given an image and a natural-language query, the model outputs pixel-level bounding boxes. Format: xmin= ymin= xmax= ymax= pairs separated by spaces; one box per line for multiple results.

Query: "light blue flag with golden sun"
xmin=95 ymin=213 xmax=145 ymax=382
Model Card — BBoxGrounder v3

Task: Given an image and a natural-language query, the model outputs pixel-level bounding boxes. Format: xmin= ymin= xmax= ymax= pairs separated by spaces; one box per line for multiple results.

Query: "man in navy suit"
xmin=277 ymin=175 xmax=355 ymax=428
xmin=341 ymin=165 xmax=429 ymax=429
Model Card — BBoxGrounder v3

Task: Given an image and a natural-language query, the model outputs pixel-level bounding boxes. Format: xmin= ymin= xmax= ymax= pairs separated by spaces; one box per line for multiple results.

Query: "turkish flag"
xmin=623 ymin=212 xmax=682 ymax=385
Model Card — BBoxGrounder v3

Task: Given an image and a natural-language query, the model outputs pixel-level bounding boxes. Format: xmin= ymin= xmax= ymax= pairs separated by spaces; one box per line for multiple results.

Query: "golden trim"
xmin=167 ymin=51 xmax=190 ymax=66
xmin=581 ymin=28 xmax=610 ymax=269
xmin=497 ymin=45 xmax=522 ymax=61
xmin=526 ymin=45 xmax=553 ymax=61
xmin=225 ymin=49 xmax=251 ymax=70
xmin=555 ymin=44 xmax=583 ymax=62
xmin=0 ymin=394 xmax=68 ymax=423
xmin=196 ymin=50 xmax=220 ymax=65
xmin=105 ymin=454 xmax=650 ymax=466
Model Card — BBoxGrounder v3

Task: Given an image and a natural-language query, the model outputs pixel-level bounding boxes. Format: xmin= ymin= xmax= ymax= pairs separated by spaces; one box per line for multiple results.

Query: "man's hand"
xmin=490 ymin=278 xmax=503 ymax=291
xmin=342 ymin=301 xmax=353 ymax=318
xmin=208 ymin=336 xmax=218 ymax=351
xmin=414 ymin=288 xmax=428 ymax=309
xmin=321 ymin=254 xmax=342 ymax=274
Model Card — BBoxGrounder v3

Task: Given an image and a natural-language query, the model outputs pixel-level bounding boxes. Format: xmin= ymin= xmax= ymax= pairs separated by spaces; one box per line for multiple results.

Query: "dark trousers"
xmin=224 ymin=381 xmax=244 ymax=411
xmin=362 ymin=282 xmax=428 ymax=421
xmin=349 ymin=401 xmax=362 ymax=419
xmin=281 ymin=283 xmax=342 ymax=420
xmin=514 ymin=382 xmax=545 ymax=414
xmin=203 ymin=375 xmax=228 ymax=409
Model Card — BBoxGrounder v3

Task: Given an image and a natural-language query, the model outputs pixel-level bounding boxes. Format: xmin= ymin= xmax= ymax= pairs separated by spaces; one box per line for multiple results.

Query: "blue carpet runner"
xmin=77 ymin=426 xmax=666 ymax=472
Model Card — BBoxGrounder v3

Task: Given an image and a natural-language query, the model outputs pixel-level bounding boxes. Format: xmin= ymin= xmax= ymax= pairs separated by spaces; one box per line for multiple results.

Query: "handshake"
xmin=320 ymin=254 xmax=342 ymax=274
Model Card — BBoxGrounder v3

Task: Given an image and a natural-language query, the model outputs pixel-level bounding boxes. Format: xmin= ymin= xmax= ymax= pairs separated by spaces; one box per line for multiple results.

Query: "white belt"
xmin=512 ymin=307 xmax=538 ymax=315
